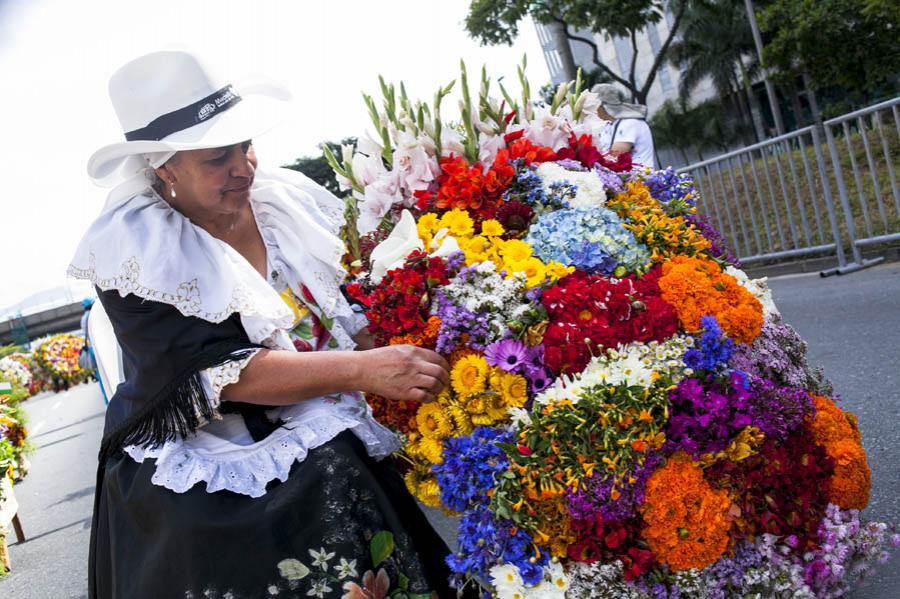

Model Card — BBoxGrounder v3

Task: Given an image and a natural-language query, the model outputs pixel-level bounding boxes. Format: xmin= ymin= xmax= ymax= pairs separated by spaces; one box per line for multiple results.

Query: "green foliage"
xmin=0 ymin=345 xmax=23 ymax=360
xmin=668 ymin=0 xmax=756 ymax=101
xmin=283 ymin=138 xmax=357 ymax=197
xmin=465 ymin=0 xmax=690 ymax=104
xmin=651 ymin=99 xmax=747 ymax=160
xmin=759 ymin=0 xmax=900 ymax=100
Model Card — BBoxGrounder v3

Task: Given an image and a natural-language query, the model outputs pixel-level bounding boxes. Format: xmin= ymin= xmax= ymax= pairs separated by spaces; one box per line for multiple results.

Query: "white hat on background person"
xmin=590 ymin=83 xmax=648 ymax=119
xmin=87 ymin=50 xmax=291 ymax=186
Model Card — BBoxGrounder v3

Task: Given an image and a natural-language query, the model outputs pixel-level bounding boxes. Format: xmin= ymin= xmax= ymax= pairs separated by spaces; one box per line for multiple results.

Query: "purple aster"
xmin=593 ymin=164 xmax=626 ymax=194
xmin=553 ymin=158 xmax=588 ymax=171
xmin=525 ymin=364 xmax=552 ymax=392
xmin=484 ymin=339 xmax=529 ymax=373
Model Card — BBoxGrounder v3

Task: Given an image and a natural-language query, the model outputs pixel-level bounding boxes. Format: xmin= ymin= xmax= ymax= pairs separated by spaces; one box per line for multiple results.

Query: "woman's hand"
xmin=356 ymin=345 xmax=450 ymax=403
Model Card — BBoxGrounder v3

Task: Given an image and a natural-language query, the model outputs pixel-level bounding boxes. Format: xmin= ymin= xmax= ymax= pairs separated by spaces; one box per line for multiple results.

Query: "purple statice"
xmin=434 ymin=427 xmax=512 ymax=512
xmin=434 ymin=291 xmax=491 ymax=353
xmin=730 ymin=314 xmax=834 ymax=396
xmin=747 ymin=376 xmax=814 ymax=441
xmin=594 ymin=164 xmax=626 ymax=195
xmin=697 ymin=541 xmax=766 ymax=599
xmin=568 ymin=454 xmax=664 ymax=522
xmin=665 ymin=372 xmax=754 ymax=457
xmin=484 ymin=338 xmax=530 ymax=373
xmin=685 ymin=212 xmax=740 ymax=266
xmin=801 ymin=504 xmax=900 ymax=597
xmin=683 ymin=315 xmax=734 ymax=373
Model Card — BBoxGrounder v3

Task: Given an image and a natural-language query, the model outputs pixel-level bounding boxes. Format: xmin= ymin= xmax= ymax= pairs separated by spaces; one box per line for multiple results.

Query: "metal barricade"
xmin=677 ymin=96 xmax=900 ymax=275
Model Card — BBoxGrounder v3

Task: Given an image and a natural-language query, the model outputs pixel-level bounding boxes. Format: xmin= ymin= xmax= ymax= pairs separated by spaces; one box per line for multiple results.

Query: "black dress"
xmin=88 ymin=290 xmax=465 ymax=599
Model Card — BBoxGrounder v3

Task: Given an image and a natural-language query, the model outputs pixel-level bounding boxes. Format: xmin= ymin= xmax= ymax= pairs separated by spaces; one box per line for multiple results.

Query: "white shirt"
xmin=599 ymin=118 xmax=656 ymax=169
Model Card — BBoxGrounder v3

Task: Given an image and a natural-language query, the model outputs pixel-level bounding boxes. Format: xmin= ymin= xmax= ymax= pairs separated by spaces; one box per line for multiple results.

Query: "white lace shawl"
xmin=68 ymin=165 xmax=399 ymax=498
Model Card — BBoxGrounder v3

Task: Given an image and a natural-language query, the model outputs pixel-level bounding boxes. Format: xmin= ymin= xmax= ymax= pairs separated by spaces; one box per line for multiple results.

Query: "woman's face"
xmin=156 ymin=140 xmax=257 ymax=219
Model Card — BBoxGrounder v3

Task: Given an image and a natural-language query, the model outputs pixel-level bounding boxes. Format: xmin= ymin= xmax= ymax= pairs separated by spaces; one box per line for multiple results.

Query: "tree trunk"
xmin=787 ymin=77 xmax=805 ymax=128
xmin=802 ymin=70 xmax=823 ymax=123
xmin=737 ymin=58 xmax=765 ymax=142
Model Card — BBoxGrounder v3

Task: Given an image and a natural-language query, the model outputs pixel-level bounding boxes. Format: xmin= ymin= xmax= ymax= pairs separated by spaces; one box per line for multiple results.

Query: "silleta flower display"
xmin=330 ymin=63 xmax=898 ymax=597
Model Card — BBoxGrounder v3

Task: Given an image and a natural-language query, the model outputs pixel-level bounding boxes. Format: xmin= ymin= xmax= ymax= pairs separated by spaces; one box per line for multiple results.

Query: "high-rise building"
xmin=533 ymin=18 xmax=716 ymax=115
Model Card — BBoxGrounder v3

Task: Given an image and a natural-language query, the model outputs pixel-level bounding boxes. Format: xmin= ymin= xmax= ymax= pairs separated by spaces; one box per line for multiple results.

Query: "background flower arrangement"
xmin=330 ymin=62 xmax=898 ymax=597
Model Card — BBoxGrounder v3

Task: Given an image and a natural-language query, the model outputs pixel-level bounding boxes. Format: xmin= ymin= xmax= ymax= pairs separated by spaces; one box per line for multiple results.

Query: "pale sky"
xmin=0 ymin=0 xmax=543 ymax=312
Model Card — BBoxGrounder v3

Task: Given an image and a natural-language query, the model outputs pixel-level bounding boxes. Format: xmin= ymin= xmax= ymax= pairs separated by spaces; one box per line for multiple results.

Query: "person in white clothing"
xmin=592 ymin=84 xmax=657 ymax=169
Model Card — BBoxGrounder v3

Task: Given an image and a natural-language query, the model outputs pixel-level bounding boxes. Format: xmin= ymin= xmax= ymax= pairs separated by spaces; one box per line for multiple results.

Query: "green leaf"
xmin=277 ymin=559 xmax=310 ymax=581
xmin=398 ymin=573 xmax=410 ymax=591
xmin=370 ymin=531 xmax=394 ymax=567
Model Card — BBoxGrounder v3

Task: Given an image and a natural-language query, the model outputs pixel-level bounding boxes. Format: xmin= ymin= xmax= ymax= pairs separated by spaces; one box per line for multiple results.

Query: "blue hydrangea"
xmin=684 ymin=315 xmax=735 ymax=372
xmin=525 ymin=206 xmax=651 ymax=275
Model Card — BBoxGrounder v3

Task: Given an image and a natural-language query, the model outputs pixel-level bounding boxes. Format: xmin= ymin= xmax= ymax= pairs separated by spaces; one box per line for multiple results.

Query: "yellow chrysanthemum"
xmin=446 ymin=402 xmax=474 ymax=436
xmin=499 ymin=238 xmax=533 ymax=263
xmin=480 ymin=219 xmax=505 ymax=237
xmin=417 ymin=212 xmax=440 ymax=234
xmin=415 ymin=403 xmax=454 ymax=440
xmin=545 ymin=261 xmax=575 ymax=280
xmin=439 ymin=208 xmax=475 ymax=237
xmin=496 ymin=371 xmax=528 ymax=408
xmin=451 ymin=353 xmax=489 ymax=397
xmin=415 ymin=436 xmax=445 ymax=464
xmin=508 ymin=256 xmax=547 ymax=288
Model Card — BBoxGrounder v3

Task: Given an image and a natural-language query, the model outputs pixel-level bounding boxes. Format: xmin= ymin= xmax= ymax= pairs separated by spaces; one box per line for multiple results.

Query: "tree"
xmin=759 ymin=0 xmax=900 ymax=103
xmin=283 ymin=138 xmax=357 ymax=196
xmin=668 ymin=0 xmax=764 ymax=142
xmin=465 ymin=0 xmax=691 ymax=105
xmin=651 ymin=98 xmax=746 ymax=162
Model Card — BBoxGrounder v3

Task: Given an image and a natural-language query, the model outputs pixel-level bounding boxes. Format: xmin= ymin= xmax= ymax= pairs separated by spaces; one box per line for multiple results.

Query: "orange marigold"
xmin=809 ymin=395 xmax=871 ymax=509
xmin=389 ymin=316 xmax=442 ymax=348
xmin=640 ymin=455 xmax=733 ymax=571
xmin=658 ymin=255 xmax=763 ymax=344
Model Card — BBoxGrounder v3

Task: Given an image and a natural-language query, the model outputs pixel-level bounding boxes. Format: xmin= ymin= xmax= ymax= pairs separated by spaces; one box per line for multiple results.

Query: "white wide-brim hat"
xmin=590 ymin=83 xmax=648 ymax=120
xmin=88 ymin=50 xmax=291 ymax=185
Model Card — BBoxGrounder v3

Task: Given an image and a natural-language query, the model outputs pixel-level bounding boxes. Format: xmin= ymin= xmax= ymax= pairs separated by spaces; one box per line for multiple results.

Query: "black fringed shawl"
xmin=95 ymin=287 xmax=263 ymax=463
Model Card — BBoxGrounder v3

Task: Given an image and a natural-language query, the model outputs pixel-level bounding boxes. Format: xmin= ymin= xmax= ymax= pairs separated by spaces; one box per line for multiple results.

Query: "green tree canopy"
xmin=465 ymin=0 xmax=691 ymax=105
xmin=759 ymin=0 xmax=900 ymax=101
xmin=283 ymin=138 xmax=357 ymax=196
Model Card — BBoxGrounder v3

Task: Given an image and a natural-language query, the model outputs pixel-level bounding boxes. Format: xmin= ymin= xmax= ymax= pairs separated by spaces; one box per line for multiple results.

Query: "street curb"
xmin=744 ymin=246 xmax=900 ymax=279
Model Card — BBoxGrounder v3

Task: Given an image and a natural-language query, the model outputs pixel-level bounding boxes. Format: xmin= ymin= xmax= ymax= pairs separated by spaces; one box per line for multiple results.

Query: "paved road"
xmin=3 ymin=384 xmax=104 ymax=598
xmin=2 ymin=262 xmax=898 ymax=598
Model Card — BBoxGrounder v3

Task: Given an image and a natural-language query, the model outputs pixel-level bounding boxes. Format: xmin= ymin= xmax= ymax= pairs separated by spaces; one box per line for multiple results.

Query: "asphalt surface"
xmin=1 ymin=261 xmax=898 ymax=598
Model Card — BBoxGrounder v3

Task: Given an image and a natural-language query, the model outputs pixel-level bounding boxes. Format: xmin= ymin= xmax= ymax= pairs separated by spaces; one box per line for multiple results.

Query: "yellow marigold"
xmin=415 ymin=402 xmax=454 ymax=440
xmin=404 ymin=467 xmax=442 ymax=507
xmin=658 ymin=255 xmax=763 ymax=344
xmin=480 ymin=219 xmax=505 ymax=237
xmin=640 ymin=455 xmax=732 ymax=571
xmin=451 ymin=353 xmax=489 ymax=397
xmin=499 ymin=238 xmax=533 ymax=263
xmin=439 ymin=208 xmax=475 ymax=237
xmin=809 ymin=395 xmax=870 ymax=509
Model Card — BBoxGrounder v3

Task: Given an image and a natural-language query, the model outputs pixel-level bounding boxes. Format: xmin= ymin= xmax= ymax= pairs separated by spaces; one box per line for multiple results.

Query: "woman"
xmin=70 ymin=50 xmax=464 ymax=599
xmin=592 ymin=83 xmax=657 ymax=169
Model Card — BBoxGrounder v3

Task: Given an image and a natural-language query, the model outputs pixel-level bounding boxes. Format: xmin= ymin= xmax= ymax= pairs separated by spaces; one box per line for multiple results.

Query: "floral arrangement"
xmin=6 ymin=352 xmax=45 ymax=395
xmin=330 ymin=62 xmax=897 ymax=597
xmin=0 ymin=356 xmax=32 ymax=399
xmin=32 ymin=334 xmax=90 ymax=385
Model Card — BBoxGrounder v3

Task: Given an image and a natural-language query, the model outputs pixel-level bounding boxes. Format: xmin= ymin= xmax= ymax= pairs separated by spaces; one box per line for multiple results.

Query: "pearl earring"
xmin=170 ymin=185 xmax=177 ymax=199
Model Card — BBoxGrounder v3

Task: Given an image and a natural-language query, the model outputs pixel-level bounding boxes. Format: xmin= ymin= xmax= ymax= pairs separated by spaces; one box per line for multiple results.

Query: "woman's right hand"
xmin=355 ymin=345 xmax=450 ymax=403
